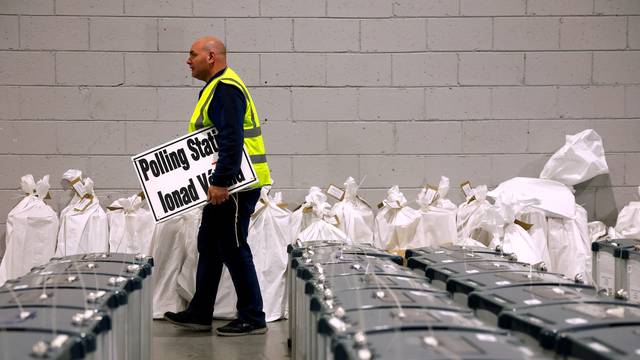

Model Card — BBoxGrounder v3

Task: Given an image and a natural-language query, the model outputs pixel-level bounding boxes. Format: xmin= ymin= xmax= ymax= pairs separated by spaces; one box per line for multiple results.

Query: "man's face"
xmin=187 ymin=41 xmax=212 ymax=81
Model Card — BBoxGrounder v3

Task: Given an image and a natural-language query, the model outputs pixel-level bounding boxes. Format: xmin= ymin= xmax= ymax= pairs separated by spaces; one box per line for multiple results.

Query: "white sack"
xmin=410 ymin=177 xmax=457 ymax=248
xmin=588 ymin=221 xmax=608 ymax=242
xmin=332 ymin=177 xmax=375 ymax=244
xmin=374 ymin=186 xmax=420 ymax=250
xmin=290 ymin=187 xmax=328 ymax=243
xmin=491 ymin=193 xmax=547 ymax=265
xmin=519 ymin=208 xmax=552 ymax=267
xmin=246 ymin=190 xmax=291 ymax=321
xmin=0 ymin=175 xmax=59 ymax=285
xmin=456 ymin=185 xmax=502 ymax=247
xmin=540 ymin=129 xmax=609 ymax=186
xmin=297 ymin=218 xmax=349 ymax=243
xmin=55 ymin=175 xmax=109 ymax=256
xmin=175 ymin=208 xmax=202 ymax=303
xmin=432 ymin=176 xmax=458 ymax=211
xmin=213 ymin=189 xmax=292 ymax=321
xmin=488 ymin=177 xmax=576 ymax=219
xmin=107 ymin=193 xmax=155 ymax=255
xmin=150 ymin=211 xmax=198 ymax=318
xmin=547 ymin=204 xmax=591 ymax=282
xmin=615 ymin=187 xmax=640 ymax=239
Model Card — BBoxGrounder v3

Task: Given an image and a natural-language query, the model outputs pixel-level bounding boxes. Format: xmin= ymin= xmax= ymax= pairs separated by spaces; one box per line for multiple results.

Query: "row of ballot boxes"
xmin=288 ymin=240 xmax=640 ymax=360
xmin=0 ymin=253 xmax=153 ymax=360
xmin=592 ymin=238 xmax=640 ymax=302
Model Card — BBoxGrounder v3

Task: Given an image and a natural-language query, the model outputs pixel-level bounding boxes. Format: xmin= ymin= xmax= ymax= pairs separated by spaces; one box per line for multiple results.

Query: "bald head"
xmin=196 ymin=36 xmax=227 ymax=57
xmin=187 ymin=36 xmax=228 ymax=82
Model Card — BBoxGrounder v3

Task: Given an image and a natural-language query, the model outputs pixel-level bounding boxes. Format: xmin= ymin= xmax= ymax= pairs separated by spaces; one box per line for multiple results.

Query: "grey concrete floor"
xmin=152 ymin=319 xmax=290 ymax=360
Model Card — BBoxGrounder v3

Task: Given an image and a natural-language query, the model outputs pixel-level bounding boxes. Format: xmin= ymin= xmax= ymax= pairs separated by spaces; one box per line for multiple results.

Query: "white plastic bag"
xmin=247 ymin=189 xmax=291 ymax=321
xmin=456 ymin=185 xmax=502 ymax=247
xmin=55 ymin=173 xmax=109 ymax=256
xmin=547 ymin=204 xmax=591 ymax=282
xmin=290 ymin=187 xmax=328 ymax=243
xmin=297 ymin=217 xmax=349 ymax=243
xmin=540 ymin=129 xmax=609 ymax=186
xmin=175 ymin=208 xmax=203 ymax=303
xmin=519 ymin=208 xmax=552 ymax=268
xmin=491 ymin=193 xmax=548 ymax=265
xmin=107 ymin=193 xmax=155 ymax=255
xmin=374 ymin=186 xmax=420 ymax=250
xmin=410 ymin=177 xmax=458 ymax=248
xmin=0 ymin=175 xmax=59 ymax=285
xmin=150 ymin=210 xmax=200 ymax=318
xmin=488 ymin=177 xmax=576 ymax=219
xmin=614 ymin=187 xmax=640 ymax=239
xmin=332 ymin=177 xmax=375 ymax=244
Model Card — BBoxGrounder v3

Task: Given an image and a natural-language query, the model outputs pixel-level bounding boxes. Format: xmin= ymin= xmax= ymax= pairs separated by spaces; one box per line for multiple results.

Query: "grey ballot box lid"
xmin=555 ymin=324 xmax=640 ymax=359
xmin=447 ymin=270 xmax=577 ymax=296
xmin=498 ymin=301 xmax=640 ymax=351
xmin=317 ymin=306 xmax=495 ymax=339
xmin=0 ymin=330 xmax=82 ymax=360
xmin=0 ymin=306 xmax=111 ymax=357
xmin=332 ymin=328 xmax=541 ymax=360
xmin=467 ymin=283 xmax=599 ymax=316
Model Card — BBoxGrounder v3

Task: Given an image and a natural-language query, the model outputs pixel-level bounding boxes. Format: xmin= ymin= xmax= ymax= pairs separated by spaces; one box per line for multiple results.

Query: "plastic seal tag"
xmin=326 ymin=184 xmax=345 ymax=201
xmin=51 ymin=335 xmax=69 ymax=349
xmin=587 ymin=342 xmax=610 ymax=353
xmin=476 ymin=334 xmax=497 ymax=342
xmin=565 ymin=317 xmax=588 ymax=325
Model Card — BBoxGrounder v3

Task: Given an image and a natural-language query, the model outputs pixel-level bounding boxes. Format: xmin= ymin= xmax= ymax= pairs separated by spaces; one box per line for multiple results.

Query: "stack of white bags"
xmin=2 ymin=128 xmax=639 ymax=319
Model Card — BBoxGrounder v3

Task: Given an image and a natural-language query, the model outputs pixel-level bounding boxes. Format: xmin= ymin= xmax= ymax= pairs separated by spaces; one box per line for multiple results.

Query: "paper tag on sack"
xmin=424 ymin=185 xmax=439 ymax=206
xmin=69 ymin=177 xmax=86 ymax=197
xmin=514 ymin=219 xmax=534 ymax=231
xmin=460 ymin=180 xmax=476 ymax=203
xmin=326 ymin=184 xmax=345 ymax=201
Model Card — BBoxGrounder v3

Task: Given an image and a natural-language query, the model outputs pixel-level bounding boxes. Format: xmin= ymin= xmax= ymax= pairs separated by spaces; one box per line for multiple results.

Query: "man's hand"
xmin=207 ymin=185 xmax=229 ymax=205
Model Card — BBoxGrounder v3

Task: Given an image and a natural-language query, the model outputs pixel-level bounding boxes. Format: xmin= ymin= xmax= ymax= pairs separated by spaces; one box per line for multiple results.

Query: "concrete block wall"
xmin=1 ymin=0 xmax=639 ymax=236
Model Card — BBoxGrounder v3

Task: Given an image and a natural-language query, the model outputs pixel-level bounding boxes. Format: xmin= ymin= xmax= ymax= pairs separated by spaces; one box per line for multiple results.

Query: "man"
xmin=164 ymin=36 xmax=272 ymax=336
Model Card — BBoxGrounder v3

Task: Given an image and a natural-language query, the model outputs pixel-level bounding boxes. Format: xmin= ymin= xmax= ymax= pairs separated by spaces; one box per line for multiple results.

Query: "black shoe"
xmin=164 ymin=311 xmax=212 ymax=331
xmin=216 ymin=319 xmax=268 ymax=336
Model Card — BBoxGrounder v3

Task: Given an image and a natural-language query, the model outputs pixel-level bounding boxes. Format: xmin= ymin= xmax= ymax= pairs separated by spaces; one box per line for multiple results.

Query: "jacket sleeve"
xmin=207 ymin=82 xmax=247 ymax=187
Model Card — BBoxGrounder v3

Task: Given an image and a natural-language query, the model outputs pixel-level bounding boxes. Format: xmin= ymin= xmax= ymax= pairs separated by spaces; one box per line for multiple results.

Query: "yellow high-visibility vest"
xmin=188 ymin=67 xmax=271 ymax=188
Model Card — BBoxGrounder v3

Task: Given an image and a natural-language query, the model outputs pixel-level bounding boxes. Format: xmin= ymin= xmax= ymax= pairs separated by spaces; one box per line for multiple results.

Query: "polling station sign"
xmin=131 ymin=126 xmax=258 ymax=222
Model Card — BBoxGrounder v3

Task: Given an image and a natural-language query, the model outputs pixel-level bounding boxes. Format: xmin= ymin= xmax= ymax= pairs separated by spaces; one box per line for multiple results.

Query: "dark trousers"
xmin=187 ymin=188 xmax=265 ymax=326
